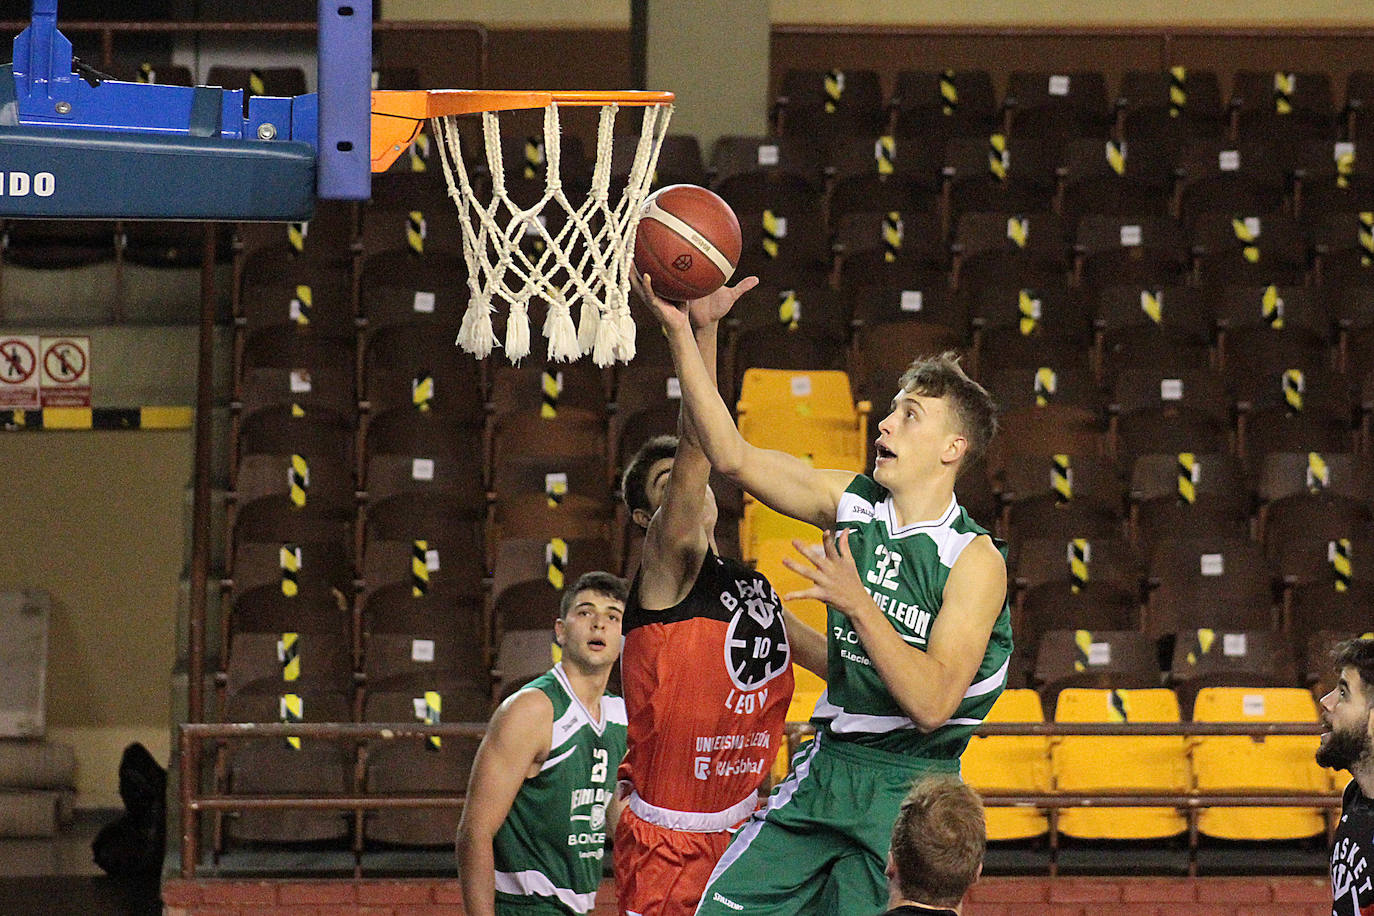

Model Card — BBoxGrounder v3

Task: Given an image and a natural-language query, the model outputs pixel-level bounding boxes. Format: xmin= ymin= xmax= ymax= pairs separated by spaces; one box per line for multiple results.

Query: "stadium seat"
xmin=833 ymin=210 xmax=949 ymax=290
xmin=1033 ymin=629 xmax=1162 ymax=713
xmin=364 ymin=326 xmax=486 ymax=423
xmin=1118 ymin=69 xmax=1226 ymax=141
xmin=1144 ymin=537 xmax=1278 ymax=640
xmin=1174 ymin=139 xmax=1288 ymax=229
xmin=735 ymin=368 xmax=870 ymax=468
xmin=1167 ymin=628 xmax=1296 ymax=718
xmin=1010 ymin=536 xmax=1142 ymax=597
xmin=941 ymin=135 xmax=1057 ymax=223
xmin=1127 ymin=452 xmax=1251 ymax=548
xmin=774 ymin=68 xmax=887 ymax=141
xmin=1091 ymin=285 xmax=1213 ymax=385
xmin=489 ymin=537 xmax=618 ymax=635
xmin=1191 ymin=686 xmax=1329 ymax=841
xmin=960 ymin=688 xmax=1051 ymax=841
xmin=892 ymin=69 xmax=998 ymax=141
xmin=1051 ymin=687 xmax=1190 ymax=841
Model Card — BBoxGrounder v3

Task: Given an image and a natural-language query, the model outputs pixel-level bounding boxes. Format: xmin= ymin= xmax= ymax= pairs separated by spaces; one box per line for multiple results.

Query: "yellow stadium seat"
xmin=740 ymin=499 xmax=821 ymax=562
xmin=787 ymin=668 xmax=826 ymax=724
xmin=736 ymin=368 xmax=871 ymax=467
xmin=752 ymin=536 xmax=828 ymax=632
xmin=1191 ymin=686 xmax=1329 ymax=840
xmin=1052 ymin=688 xmax=1190 ymax=840
xmin=962 ymin=689 xmax=1051 ymax=841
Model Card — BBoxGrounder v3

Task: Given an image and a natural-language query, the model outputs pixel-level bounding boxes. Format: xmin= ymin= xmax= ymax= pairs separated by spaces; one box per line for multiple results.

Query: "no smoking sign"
xmin=39 ymin=336 xmax=91 ymax=407
xmin=0 ymin=336 xmax=40 ymax=409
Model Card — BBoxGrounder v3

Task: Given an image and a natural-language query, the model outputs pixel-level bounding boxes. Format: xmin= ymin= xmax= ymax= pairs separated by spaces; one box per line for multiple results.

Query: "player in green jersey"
xmin=457 ymin=572 xmax=629 ymax=916
xmin=636 ymin=276 xmax=1011 ymax=916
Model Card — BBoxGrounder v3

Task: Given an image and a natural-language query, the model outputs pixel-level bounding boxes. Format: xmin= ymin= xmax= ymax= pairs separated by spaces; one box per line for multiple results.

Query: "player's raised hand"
xmin=631 ymin=270 xmax=691 ymax=333
xmin=687 ymin=275 xmax=759 ymax=329
xmin=781 ymin=529 xmax=873 ymax=619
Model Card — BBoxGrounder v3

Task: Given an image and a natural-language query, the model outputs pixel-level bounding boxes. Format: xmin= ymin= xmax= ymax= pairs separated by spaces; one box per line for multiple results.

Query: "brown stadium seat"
xmin=848 ymin=319 xmax=970 ymax=408
xmin=941 ymin=135 xmax=1057 ymax=224
xmin=1091 ymin=285 xmax=1213 ymax=385
xmin=1032 ymin=629 xmax=1162 ymax=714
xmin=611 ymin=133 xmax=706 ymax=193
xmin=1010 ymin=535 xmax=1143 ymax=597
xmin=239 ymin=266 xmax=355 ymax=342
xmin=981 ymin=360 xmax=1102 ymax=417
xmin=236 ymin=400 xmax=357 ymax=471
xmin=359 ymin=248 xmax=469 ymax=335
xmin=608 ymin=364 xmax=683 ymax=471
xmin=846 ymin=278 xmax=964 ymax=331
xmin=490 ymin=361 xmax=610 ymax=428
xmin=364 ymin=326 xmax=486 ymax=423
xmin=1174 ymin=138 xmax=1287 ymax=229
xmin=1108 ymin=364 xmax=1232 ymax=463
xmin=728 ymin=188 xmax=831 ymax=288
xmin=230 ymin=539 xmax=353 ymax=601
xmin=493 ymin=629 xmax=559 ymax=703
xmin=361 ymin=527 xmax=485 ymax=601
xmin=225 ymin=629 xmax=354 ymax=698
xmin=362 ymin=171 xmax=464 ymax=257
xmin=238 ymin=365 xmax=356 ymax=434
xmin=1167 ymin=628 xmax=1296 ymax=718
xmin=1192 ymin=212 xmax=1311 ymax=288
xmin=1118 ymin=69 xmax=1226 ymax=141
xmin=827 ymin=136 xmax=941 ymax=216
xmin=996 ymin=452 xmax=1125 ymax=540
xmin=892 ymin=69 xmax=997 ymax=140
xmin=233 ymin=452 xmax=356 ymax=519
xmin=1272 ymin=533 xmax=1374 ymax=591
xmin=1128 ymin=452 xmax=1251 ymax=548
xmin=361 ymin=586 xmax=486 ymax=694
xmin=1313 ymin=212 xmax=1374 ymax=290
xmin=1231 ymin=70 xmax=1338 ymax=153
xmin=234 ymin=198 xmax=357 ymax=270
xmin=775 ymin=68 xmax=886 ymax=138
xmin=1073 ymin=213 xmax=1190 ymax=289
xmin=836 ymin=212 xmax=950 ymax=292
xmin=1144 ymin=537 xmax=1278 ymax=640
xmin=220 ymin=689 xmax=354 ymax=846
xmin=1018 ymin=581 xmax=1140 ymax=657
xmin=1291 ymin=139 xmax=1374 ymax=219
xmin=1254 ymin=451 xmax=1373 ymax=554
xmin=361 ymin=687 xmax=484 ymax=847
xmin=952 ymin=211 xmax=1070 ymax=288
xmin=709 ymin=135 xmax=826 ymax=196
xmin=489 ymin=536 xmax=618 ymax=635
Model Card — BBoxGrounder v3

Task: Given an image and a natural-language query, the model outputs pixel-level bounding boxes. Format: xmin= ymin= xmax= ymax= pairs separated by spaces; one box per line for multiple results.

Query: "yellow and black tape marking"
xmin=547 ymin=537 xmax=568 ymax=590
xmin=875 ymin=135 xmax=896 ymax=176
xmin=419 ymin=691 xmax=442 ymax=751
xmin=292 ymin=284 xmax=313 ymax=326
xmin=1051 ymin=453 xmax=1073 ymax=502
xmin=1140 ymin=289 xmax=1164 ymax=325
xmin=289 ymin=454 xmax=310 ymax=508
xmin=1232 ymin=218 xmax=1261 ymax=264
xmin=1073 ymin=628 xmax=1093 ymax=672
xmin=278 ymin=632 xmax=300 ymax=683
xmin=409 ymin=130 xmax=431 ymax=172
xmin=412 ymin=539 xmax=431 ymax=597
xmin=1261 ymin=284 xmax=1284 ymax=329
xmin=407 ymin=210 xmax=426 ymax=255
xmin=540 ymin=371 xmax=563 ymax=419
xmin=291 ymin=403 xmax=306 ymax=418
xmin=1109 ymin=688 xmax=1130 ymax=723
xmin=1336 ymin=144 xmax=1355 ymax=190
xmin=1273 ymin=72 xmax=1295 ymax=115
xmin=940 ymin=70 xmax=959 ymax=116
xmin=138 ymin=62 xmax=156 ymax=84
xmin=412 ymin=371 xmax=435 ymax=411
xmin=823 ymin=69 xmax=845 ymax=114
xmin=988 ymin=134 xmax=1009 ymax=181
xmin=287 ymin=221 xmax=308 ymax=254
xmin=1035 ymin=368 xmax=1058 ymax=408
xmin=1105 ymin=139 xmax=1127 ymax=177
xmin=1007 ymin=216 xmax=1029 ymax=249
xmin=762 ymin=210 xmax=784 ymax=259
xmin=1331 ymin=538 xmax=1353 ymax=592
xmin=524 ymin=136 xmax=545 ymax=180
xmin=0 ymin=407 xmax=193 ymax=431
xmin=1186 ymin=628 xmax=1216 ymax=665
xmin=249 ymin=69 xmax=266 ymax=97
xmin=280 ymin=544 xmax=302 ymax=598
xmin=881 ymin=212 xmax=903 ymax=263
xmin=545 ymin=473 xmax=568 ymax=508
xmin=778 ymin=289 xmax=801 ymax=330
xmin=1069 ymin=539 xmax=1090 ymax=594
xmin=1169 ymin=66 xmax=1187 ymax=117
xmin=1282 ymin=369 xmax=1305 ymax=412
xmin=1017 ymin=288 xmax=1040 ymax=335
xmin=281 ymin=693 xmax=303 ymax=750
xmin=1177 ymin=452 xmax=1198 ymax=504
xmin=1307 ymin=451 xmax=1330 ymax=492
xmin=1359 ymin=212 xmax=1374 ymax=267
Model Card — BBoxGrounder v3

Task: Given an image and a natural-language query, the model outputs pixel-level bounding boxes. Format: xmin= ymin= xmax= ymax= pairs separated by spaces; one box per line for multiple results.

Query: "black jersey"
xmin=1332 ymin=778 xmax=1374 ymax=916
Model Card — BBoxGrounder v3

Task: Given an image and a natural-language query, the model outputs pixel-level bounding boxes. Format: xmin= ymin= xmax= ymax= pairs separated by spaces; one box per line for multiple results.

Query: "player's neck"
xmin=887 ymin=473 xmax=956 ymax=530
xmin=1353 ymin=752 xmax=1374 ymax=798
xmin=560 ymin=660 xmax=613 ymax=722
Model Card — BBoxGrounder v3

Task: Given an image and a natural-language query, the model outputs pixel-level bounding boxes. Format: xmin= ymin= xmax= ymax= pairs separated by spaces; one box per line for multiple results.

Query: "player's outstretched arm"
xmin=638 ymin=277 xmax=755 ymax=608
xmin=456 ymin=689 xmax=554 ymax=916
xmin=784 ymin=531 xmax=1005 ymax=731
xmin=639 ymin=273 xmax=855 ymax=530
xmin=782 ymin=608 xmax=828 ymax=678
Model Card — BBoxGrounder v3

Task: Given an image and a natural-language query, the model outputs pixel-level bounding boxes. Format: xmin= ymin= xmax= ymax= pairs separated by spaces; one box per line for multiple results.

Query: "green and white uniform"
xmin=494 ymin=664 xmax=627 ymax=916
xmin=695 ymin=477 xmax=1013 ymax=916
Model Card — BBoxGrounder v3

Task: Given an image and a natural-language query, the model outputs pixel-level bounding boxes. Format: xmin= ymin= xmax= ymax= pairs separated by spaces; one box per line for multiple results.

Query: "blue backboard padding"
xmin=0 ymin=125 xmax=316 ymax=221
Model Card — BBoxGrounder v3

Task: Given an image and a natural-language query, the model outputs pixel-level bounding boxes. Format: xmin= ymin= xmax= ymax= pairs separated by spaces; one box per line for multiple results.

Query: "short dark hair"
xmin=896 ymin=352 xmax=998 ymax=475
xmin=1332 ymin=638 xmax=1374 ymax=706
xmin=620 ymin=434 xmax=679 ymax=516
xmin=558 ymin=571 xmax=628 ymax=619
xmin=889 ymin=776 xmax=985 ymax=908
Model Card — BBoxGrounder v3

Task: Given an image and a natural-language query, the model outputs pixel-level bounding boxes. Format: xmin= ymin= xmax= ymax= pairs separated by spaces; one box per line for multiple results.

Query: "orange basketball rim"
xmin=369 ymin=89 xmax=676 ymax=172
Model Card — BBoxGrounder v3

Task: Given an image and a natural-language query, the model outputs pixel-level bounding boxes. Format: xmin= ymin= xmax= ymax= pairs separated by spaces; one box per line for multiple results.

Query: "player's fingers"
xmin=835 ymin=528 xmax=854 ymax=560
xmin=782 ymin=588 xmax=823 ymax=603
xmin=780 ymin=556 xmax=824 ymax=584
xmin=728 ymin=275 xmax=760 ymax=299
xmin=791 ymin=538 xmax=825 ymax=566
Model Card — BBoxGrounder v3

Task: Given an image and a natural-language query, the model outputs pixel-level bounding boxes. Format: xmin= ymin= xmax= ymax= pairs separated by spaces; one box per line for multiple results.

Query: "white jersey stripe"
xmin=539 ymin=744 xmax=578 ymax=773
xmin=494 ymin=869 xmax=597 ymax=913
xmin=812 ymin=691 xmax=915 ymax=734
xmin=963 ymin=656 xmax=1010 ymax=699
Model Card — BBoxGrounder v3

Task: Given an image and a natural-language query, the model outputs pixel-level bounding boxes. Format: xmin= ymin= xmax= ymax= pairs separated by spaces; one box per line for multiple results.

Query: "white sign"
xmin=0 ymin=336 xmax=40 ymax=409
xmin=39 ymin=336 xmax=91 ymax=408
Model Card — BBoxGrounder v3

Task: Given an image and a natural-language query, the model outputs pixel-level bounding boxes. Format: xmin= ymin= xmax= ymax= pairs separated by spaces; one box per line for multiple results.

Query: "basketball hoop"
xmin=371 ymin=89 xmax=675 ymax=366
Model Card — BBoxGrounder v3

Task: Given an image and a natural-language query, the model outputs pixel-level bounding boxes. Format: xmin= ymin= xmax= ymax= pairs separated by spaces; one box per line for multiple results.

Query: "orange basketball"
xmin=633 ymin=184 xmax=742 ymax=301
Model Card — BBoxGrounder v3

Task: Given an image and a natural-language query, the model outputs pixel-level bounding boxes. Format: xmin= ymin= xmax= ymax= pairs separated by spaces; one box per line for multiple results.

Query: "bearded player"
xmin=614 ymin=276 xmax=813 ymax=916
xmin=638 ymin=274 xmax=1012 ymax=916
xmin=1316 ymin=637 xmax=1374 ymax=916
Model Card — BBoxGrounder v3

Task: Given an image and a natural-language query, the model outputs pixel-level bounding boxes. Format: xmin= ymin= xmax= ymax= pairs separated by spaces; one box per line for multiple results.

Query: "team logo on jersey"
xmin=721 ymin=576 xmax=791 ymax=691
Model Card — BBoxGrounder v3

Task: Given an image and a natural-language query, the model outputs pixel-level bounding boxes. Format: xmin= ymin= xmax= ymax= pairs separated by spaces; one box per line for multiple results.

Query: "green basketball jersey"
xmin=812 ymin=475 xmax=1013 ymax=759
xmin=493 ymin=664 xmax=627 ymax=915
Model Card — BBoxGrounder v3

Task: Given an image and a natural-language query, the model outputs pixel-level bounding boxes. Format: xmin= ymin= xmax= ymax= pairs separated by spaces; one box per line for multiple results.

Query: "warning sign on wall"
xmin=39 ymin=337 xmax=91 ymax=408
xmin=0 ymin=336 xmax=40 ymax=409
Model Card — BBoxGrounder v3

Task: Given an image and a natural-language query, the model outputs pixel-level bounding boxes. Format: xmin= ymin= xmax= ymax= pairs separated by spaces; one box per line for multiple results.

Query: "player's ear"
xmin=631 ymin=506 xmax=653 ymax=529
xmin=942 ymin=431 xmax=968 ymax=465
xmin=883 ymin=851 xmax=896 ymax=881
xmin=553 ymin=617 xmax=565 ymax=647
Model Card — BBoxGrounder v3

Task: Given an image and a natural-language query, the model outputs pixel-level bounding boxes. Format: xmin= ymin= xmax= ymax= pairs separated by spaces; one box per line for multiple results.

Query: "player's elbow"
xmin=907 ymin=693 xmax=962 ymax=734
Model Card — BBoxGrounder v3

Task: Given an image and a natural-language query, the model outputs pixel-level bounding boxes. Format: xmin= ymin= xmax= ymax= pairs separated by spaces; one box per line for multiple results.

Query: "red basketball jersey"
xmin=620 ymin=550 xmax=794 ymax=815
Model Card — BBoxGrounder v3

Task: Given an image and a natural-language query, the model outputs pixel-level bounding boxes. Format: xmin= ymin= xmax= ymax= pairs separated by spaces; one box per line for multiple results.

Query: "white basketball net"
xmin=431 ymin=101 xmax=673 ymax=366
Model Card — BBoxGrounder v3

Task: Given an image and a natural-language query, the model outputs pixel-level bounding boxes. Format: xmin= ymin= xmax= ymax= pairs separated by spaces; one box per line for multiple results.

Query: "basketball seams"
xmin=640 ymin=196 xmax=736 ymax=280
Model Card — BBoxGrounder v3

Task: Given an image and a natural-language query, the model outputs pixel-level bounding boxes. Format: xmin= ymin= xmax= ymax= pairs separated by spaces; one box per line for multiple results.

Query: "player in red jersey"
xmin=613 ymin=276 xmax=825 ymax=916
